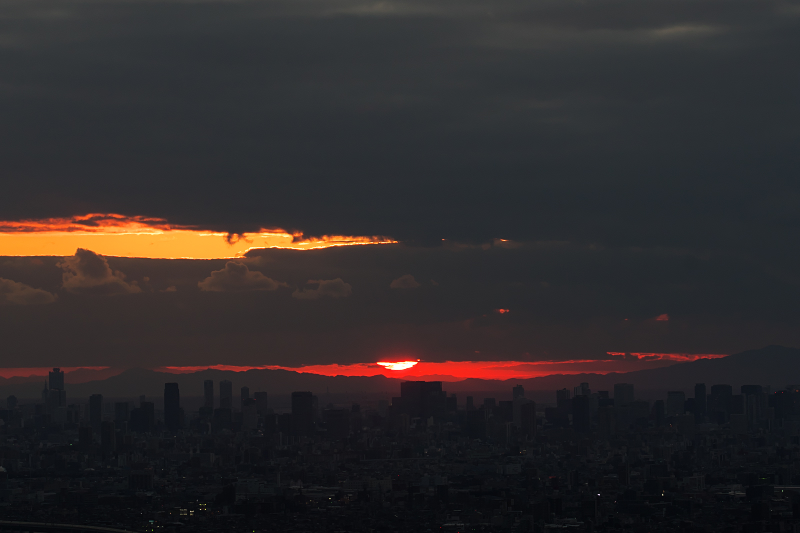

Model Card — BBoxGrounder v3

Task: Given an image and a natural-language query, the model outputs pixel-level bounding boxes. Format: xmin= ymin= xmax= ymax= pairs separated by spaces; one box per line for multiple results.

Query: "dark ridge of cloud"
xmin=0 ymin=0 xmax=796 ymax=265
xmin=198 ymin=261 xmax=287 ymax=292
xmin=58 ymin=249 xmax=141 ymax=295
xmin=0 ymin=278 xmax=57 ymax=305
xmin=390 ymin=274 xmax=421 ymax=289
xmin=292 ymin=278 xmax=353 ymax=300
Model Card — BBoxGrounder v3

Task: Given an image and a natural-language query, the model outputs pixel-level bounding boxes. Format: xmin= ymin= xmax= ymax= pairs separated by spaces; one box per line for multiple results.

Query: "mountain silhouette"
xmin=1 ymin=345 xmax=797 ymax=399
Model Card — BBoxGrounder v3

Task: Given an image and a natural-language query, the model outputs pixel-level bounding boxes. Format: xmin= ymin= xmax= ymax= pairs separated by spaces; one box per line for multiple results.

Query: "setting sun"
xmin=376 ymin=361 xmax=420 ymax=371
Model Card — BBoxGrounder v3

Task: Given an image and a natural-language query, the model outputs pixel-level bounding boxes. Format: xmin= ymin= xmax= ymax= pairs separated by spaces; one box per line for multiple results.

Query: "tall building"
xmin=241 ymin=398 xmax=258 ymax=430
xmin=220 ymin=380 xmax=233 ymax=409
xmin=114 ymin=402 xmax=129 ymax=430
xmin=89 ymin=394 xmax=103 ymax=430
xmin=49 ymin=368 xmax=65 ymax=391
xmin=573 ymin=395 xmax=591 ymax=432
xmin=556 ymin=388 xmax=571 ymax=410
xmin=666 ymin=391 xmax=686 ymax=417
xmin=254 ymin=391 xmax=268 ymax=414
xmin=291 ymin=391 xmax=314 ymax=436
xmin=513 ymin=385 xmax=525 ymax=401
xmin=164 ymin=383 xmax=181 ymax=431
xmin=574 ymin=382 xmax=590 ymax=397
xmin=241 ymin=386 xmax=250 ymax=408
xmin=397 ymin=381 xmax=445 ymax=419
xmin=520 ymin=401 xmax=536 ymax=438
xmin=101 ymin=420 xmax=116 ymax=453
xmin=709 ymin=384 xmax=733 ymax=423
xmin=614 ymin=383 xmax=635 ymax=407
xmin=203 ymin=380 xmax=214 ymax=409
xmin=694 ymin=383 xmax=707 ymax=419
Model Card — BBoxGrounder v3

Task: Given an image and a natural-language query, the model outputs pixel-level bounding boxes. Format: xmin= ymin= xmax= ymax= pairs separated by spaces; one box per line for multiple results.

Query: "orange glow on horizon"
xmin=156 ymin=352 xmax=727 ymax=381
xmin=0 ymin=214 xmax=396 ymax=259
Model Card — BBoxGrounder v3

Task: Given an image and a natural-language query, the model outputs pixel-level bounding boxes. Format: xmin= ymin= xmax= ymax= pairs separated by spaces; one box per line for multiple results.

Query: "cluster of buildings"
xmin=0 ymin=370 xmax=798 ymax=532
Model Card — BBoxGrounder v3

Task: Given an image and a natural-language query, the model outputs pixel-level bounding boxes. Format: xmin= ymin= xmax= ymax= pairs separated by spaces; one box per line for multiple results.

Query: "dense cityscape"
xmin=0 ymin=368 xmax=798 ymax=532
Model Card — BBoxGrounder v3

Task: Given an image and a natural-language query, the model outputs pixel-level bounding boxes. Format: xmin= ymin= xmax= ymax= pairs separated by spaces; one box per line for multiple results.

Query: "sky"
xmin=0 ymin=0 xmax=798 ymax=377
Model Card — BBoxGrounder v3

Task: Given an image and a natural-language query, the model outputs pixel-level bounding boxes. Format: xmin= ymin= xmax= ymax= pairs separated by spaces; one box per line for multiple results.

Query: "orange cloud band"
xmin=156 ymin=354 xmax=727 ymax=381
xmin=0 ymin=214 xmax=396 ymax=259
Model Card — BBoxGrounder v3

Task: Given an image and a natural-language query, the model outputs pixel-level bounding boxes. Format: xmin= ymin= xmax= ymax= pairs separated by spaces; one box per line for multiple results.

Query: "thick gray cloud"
xmin=0 ymin=278 xmax=56 ymax=305
xmin=59 ymin=248 xmax=141 ymax=295
xmin=198 ymin=261 xmax=287 ymax=292
xmin=0 ymin=0 xmax=797 ymax=266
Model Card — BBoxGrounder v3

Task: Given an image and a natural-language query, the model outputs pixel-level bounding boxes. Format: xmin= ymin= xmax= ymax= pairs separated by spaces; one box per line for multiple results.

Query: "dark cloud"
xmin=0 ymin=278 xmax=57 ymax=305
xmin=0 ymin=242 xmax=797 ymax=368
xmin=198 ymin=261 xmax=287 ymax=292
xmin=292 ymin=278 xmax=353 ymax=300
xmin=0 ymin=0 xmax=796 ymax=267
xmin=390 ymin=274 xmax=421 ymax=289
xmin=58 ymin=248 xmax=141 ymax=295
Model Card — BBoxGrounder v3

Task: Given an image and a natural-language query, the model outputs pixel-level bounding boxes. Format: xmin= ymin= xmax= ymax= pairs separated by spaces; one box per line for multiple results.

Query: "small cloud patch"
xmin=390 ymin=274 xmax=421 ymax=289
xmin=0 ymin=278 xmax=57 ymax=305
xmin=198 ymin=261 xmax=287 ymax=292
xmin=58 ymin=248 xmax=141 ymax=295
xmin=293 ymin=278 xmax=352 ymax=299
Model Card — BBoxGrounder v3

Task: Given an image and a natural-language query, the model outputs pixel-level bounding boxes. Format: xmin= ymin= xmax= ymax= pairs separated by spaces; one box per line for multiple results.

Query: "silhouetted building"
xmin=556 ymin=388 xmax=571 ymax=410
xmin=6 ymin=395 xmax=16 ymax=410
xmin=241 ymin=386 xmax=250 ymax=408
xmin=164 ymin=383 xmax=181 ymax=431
xmin=614 ymin=383 xmax=634 ymax=407
xmin=291 ymin=391 xmax=314 ymax=436
xmin=220 ymin=380 xmax=233 ymax=409
xmin=115 ymin=402 xmax=129 ymax=430
xmin=203 ymin=379 xmax=214 ymax=409
xmin=101 ymin=420 xmax=116 ymax=453
xmin=241 ymin=397 xmax=257 ymax=430
xmin=573 ymin=394 xmax=591 ymax=432
xmin=49 ymin=367 xmax=65 ymax=391
xmin=666 ymin=391 xmax=685 ymax=416
xmin=254 ymin=391 xmax=268 ymax=414
xmin=709 ymin=384 xmax=733 ymax=423
xmin=694 ymin=383 xmax=707 ymax=419
xmin=520 ymin=401 xmax=536 ymax=438
xmin=513 ymin=385 xmax=525 ymax=400
xmin=397 ymin=381 xmax=445 ymax=419
xmin=130 ymin=401 xmax=154 ymax=433
xmin=89 ymin=394 xmax=103 ymax=430
xmin=466 ymin=396 xmax=474 ymax=410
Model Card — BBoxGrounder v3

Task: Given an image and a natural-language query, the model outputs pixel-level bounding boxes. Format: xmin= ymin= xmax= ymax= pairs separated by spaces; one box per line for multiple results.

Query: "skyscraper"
xmin=241 ymin=386 xmax=250 ymax=408
xmin=203 ymin=380 xmax=214 ymax=409
xmin=614 ymin=383 xmax=635 ymax=407
xmin=89 ymin=394 xmax=103 ymax=431
xmin=164 ymin=383 xmax=181 ymax=431
xmin=49 ymin=368 xmax=65 ymax=391
xmin=694 ymin=383 xmax=707 ymax=419
xmin=513 ymin=385 xmax=525 ymax=401
xmin=220 ymin=380 xmax=233 ymax=409
xmin=291 ymin=391 xmax=314 ymax=436
xmin=666 ymin=391 xmax=686 ymax=417
xmin=254 ymin=391 xmax=268 ymax=414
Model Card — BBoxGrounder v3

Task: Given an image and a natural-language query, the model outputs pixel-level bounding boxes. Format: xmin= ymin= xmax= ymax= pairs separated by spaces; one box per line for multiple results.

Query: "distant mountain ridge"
xmin=0 ymin=345 xmax=797 ymax=400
